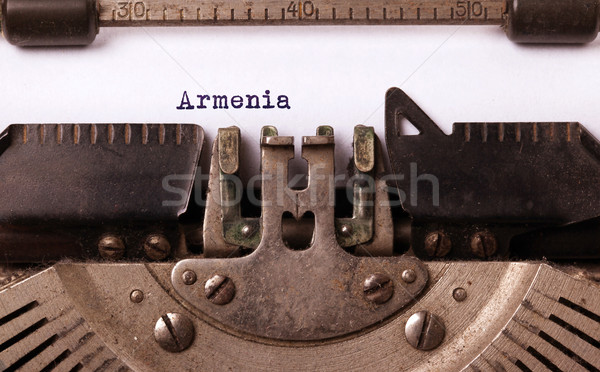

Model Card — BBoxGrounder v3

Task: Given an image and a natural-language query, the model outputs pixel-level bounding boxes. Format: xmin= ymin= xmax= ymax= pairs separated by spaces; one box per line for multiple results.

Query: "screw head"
xmin=154 ymin=313 xmax=195 ymax=352
xmin=363 ymin=273 xmax=394 ymax=304
xmin=204 ymin=274 xmax=236 ymax=305
xmin=98 ymin=235 xmax=125 ymax=260
xmin=130 ymin=289 xmax=144 ymax=303
xmin=470 ymin=231 xmax=498 ymax=258
xmin=144 ymin=234 xmax=171 ymax=260
xmin=401 ymin=269 xmax=417 ymax=283
xmin=453 ymin=287 xmax=467 ymax=302
xmin=339 ymin=224 xmax=353 ymax=237
xmin=424 ymin=231 xmax=452 ymax=257
xmin=240 ymin=224 xmax=256 ymax=239
xmin=182 ymin=270 xmax=197 ymax=285
xmin=405 ymin=311 xmax=445 ymax=351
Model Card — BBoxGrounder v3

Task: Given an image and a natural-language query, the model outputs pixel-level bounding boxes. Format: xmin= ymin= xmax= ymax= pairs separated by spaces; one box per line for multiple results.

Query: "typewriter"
xmin=0 ymin=89 xmax=598 ymax=371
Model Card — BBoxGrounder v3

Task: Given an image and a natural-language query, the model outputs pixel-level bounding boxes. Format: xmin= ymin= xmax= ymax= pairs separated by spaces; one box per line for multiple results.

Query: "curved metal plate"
xmin=172 ymin=251 xmax=428 ymax=341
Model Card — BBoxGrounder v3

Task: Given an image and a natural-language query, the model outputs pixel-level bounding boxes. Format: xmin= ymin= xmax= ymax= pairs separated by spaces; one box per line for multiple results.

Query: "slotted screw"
xmin=144 ymin=234 xmax=171 ymax=260
xmin=470 ymin=231 xmax=498 ymax=258
xmin=424 ymin=231 xmax=452 ymax=257
xmin=363 ymin=273 xmax=394 ymax=304
xmin=98 ymin=235 xmax=125 ymax=260
xmin=405 ymin=311 xmax=445 ymax=351
xmin=205 ymin=274 xmax=236 ymax=305
xmin=154 ymin=313 xmax=195 ymax=353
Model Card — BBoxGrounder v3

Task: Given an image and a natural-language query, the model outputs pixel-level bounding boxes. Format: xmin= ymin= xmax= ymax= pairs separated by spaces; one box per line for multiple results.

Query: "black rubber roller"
xmin=1 ymin=0 xmax=98 ymax=46
xmin=506 ymin=0 xmax=600 ymax=43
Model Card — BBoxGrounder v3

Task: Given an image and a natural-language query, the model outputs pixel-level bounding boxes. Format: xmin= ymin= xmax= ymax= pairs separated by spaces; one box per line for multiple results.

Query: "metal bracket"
xmin=175 ymin=126 xmax=427 ymax=341
xmin=203 ymin=125 xmax=394 ymax=257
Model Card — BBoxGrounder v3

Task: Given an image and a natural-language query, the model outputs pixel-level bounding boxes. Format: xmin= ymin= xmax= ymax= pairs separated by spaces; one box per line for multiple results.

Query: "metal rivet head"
xmin=470 ymin=231 xmax=498 ymax=258
xmin=405 ymin=311 xmax=445 ymax=351
xmin=453 ymin=287 xmax=467 ymax=302
xmin=401 ymin=269 xmax=417 ymax=283
xmin=182 ymin=270 xmax=197 ymax=285
xmin=339 ymin=224 xmax=353 ymax=237
xmin=154 ymin=313 xmax=195 ymax=353
xmin=424 ymin=231 xmax=452 ymax=257
xmin=241 ymin=224 xmax=256 ymax=239
xmin=130 ymin=289 xmax=144 ymax=303
xmin=98 ymin=235 xmax=125 ymax=260
xmin=363 ymin=273 xmax=394 ymax=304
xmin=205 ymin=275 xmax=236 ymax=305
xmin=144 ymin=234 xmax=171 ymax=260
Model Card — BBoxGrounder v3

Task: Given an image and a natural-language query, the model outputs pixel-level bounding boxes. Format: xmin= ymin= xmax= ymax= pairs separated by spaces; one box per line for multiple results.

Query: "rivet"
xmin=339 ymin=224 xmax=353 ymax=237
xmin=453 ymin=287 xmax=467 ymax=302
xmin=401 ymin=269 xmax=417 ymax=283
xmin=182 ymin=270 xmax=197 ymax=285
xmin=130 ymin=289 xmax=144 ymax=303
xmin=241 ymin=224 xmax=256 ymax=239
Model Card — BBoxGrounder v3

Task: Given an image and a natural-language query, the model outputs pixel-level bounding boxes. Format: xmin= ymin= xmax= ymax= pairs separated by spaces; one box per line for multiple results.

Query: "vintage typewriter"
xmin=0 ymin=89 xmax=598 ymax=371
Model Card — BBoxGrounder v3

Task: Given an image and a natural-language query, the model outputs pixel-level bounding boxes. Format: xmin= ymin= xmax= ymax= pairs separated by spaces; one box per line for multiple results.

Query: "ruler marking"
xmin=315 ymin=8 xmax=319 ymax=19
xmin=197 ymin=8 xmax=201 ymax=20
xmin=91 ymin=124 xmax=97 ymax=144
xmin=451 ymin=7 xmax=454 ymax=19
xmin=383 ymin=7 xmax=387 ymax=19
xmin=400 ymin=7 xmax=403 ymax=20
xmin=231 ymin=9 xmax=234 ymax=20
xmin=417 ymin=7 xmax=420 ymax=20
xmin=142 ymin=124 xmax=148 ymax=144
xmin=74 ymin=124 xmax=80 ymax=144
xmin=112 ymin=9 xmax=116 ymax=21
xmin=482 ymin=123 xmax=488 ymax=142
xmin=125 ymin=124 xmax=131 ymax=144
xmin=332 ymin=7 xmax=336 ymax=19
xmin=180 ymin=8 xmax=184 ymax=21
xmin=281 ymin=8 xmax=285 ymax=19
xmin=163 ymin=7 xmax=167 ymax=20
xmin=265 ymin=8 xmax=268 ymax=19
xmin=176 ymin=124 xmax=182 ymax=145
xmin=349 ymin=7 xmax=353 ymax=20
xmin=434 ymin=8 xmax=437 ymax=20
xmin=214 ymin=7 xmax=218 ymax=20
xmin=159 ymin=124 xmax=165 ymax=145
xmin=484 ymin=7 xmax=488 ymax=20
xmin=366 ymin=7 xmax=370 ymax=20
xmin=248 ymin=8 xmax=252 ymax=20
xmin=146 ymin=9 xmax=149 ymax=20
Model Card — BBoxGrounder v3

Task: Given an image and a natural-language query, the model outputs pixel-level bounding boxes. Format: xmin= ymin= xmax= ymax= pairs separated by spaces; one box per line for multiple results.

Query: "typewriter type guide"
xmin=0 ymin=89 xmax=599 ymax=371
